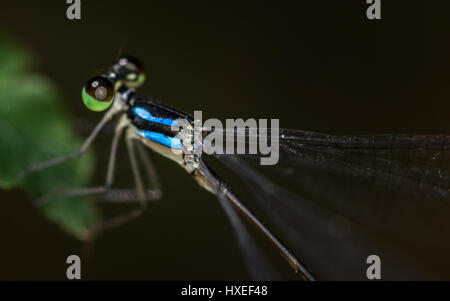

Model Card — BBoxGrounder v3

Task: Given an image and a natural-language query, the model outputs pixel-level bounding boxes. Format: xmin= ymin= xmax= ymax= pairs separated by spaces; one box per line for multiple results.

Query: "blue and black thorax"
xmin=122 ymin=87 xmax=193 ymax=149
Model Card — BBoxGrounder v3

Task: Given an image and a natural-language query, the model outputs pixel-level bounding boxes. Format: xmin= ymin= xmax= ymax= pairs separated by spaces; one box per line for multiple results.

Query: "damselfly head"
xmin=115 ymin=55 xmax=146 ymax=88
xmin=82 ymin=76 xmax=115 ymax=112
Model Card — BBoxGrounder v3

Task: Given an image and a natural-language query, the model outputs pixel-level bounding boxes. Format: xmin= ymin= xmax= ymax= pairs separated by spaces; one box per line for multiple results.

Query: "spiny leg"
xmin=31 ymin=118 xmax=162 ymax=240
xmin=36 ymin=115 xmax=127 ymax=206
xmin=73 ymin=128 xmax=163 ymax=240
xmin=92 ymin=129 xmax=162 ymax=235
xmin=136 ymin=141 xmax=161 ymax=194
xmin=101 ymin=141 xmax=162 ymax=202
xmin=17 ymin=110 xmax=118 ymax=183
xmin=125 ymin=128 xmax=148 ymax=206
xmin=36 ymin=117 xmax=162 ymax=205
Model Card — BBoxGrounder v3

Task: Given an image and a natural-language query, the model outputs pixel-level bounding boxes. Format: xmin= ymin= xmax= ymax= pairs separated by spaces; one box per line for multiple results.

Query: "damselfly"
xmin=17 ymin=57 xmax=450 ymax=280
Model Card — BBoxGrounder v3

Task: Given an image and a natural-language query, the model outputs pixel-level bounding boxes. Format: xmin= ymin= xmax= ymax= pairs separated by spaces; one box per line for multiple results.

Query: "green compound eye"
xmin=82 ymin=76 xmax=115 ymax=112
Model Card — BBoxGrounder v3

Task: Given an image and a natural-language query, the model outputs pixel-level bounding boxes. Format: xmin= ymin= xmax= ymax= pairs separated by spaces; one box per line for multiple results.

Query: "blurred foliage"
xmin=0 ymin=36 xmax=100 ymax=239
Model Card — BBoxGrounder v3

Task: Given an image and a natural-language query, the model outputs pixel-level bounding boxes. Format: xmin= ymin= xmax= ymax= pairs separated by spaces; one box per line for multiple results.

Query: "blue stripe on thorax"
xmin=133 ymin=107 xmax=178 ymax=127
xmin=136 ymin=130 xmax=182 ymax=149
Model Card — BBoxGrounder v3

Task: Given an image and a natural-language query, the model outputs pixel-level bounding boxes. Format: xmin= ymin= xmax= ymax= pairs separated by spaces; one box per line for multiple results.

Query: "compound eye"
xmin=117 ymin=55 xmax=146 ymax=88
xmin=82 ymin=76 xmax=115 ymax=112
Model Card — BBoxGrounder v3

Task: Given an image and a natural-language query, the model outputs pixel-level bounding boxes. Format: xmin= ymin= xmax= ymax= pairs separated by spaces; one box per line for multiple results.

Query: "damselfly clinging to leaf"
xmin=17 ymin=57 xmax=450 ymax=280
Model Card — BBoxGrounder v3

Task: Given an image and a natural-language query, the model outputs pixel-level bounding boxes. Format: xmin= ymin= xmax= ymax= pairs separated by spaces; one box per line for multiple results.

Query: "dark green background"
xmin=0 ymin=1 xmax=446 ymax=280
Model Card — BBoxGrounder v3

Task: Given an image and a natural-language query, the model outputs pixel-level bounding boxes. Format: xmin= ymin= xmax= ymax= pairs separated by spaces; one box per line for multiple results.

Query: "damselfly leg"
xmin=18 ymin=111 xmax=161 ymax=239
xmin=16 ymin=109 xmax=117 ymax=183
xmin=78 ymin=126 xmax=162 ymax=240
xmin=34 ymin=113 xmax=126 ymax=205
xmin=101 ymin=142 xmax=161 ymax=202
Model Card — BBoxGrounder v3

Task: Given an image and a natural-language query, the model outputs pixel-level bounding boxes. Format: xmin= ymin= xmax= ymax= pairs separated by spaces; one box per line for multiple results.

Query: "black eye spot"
xmin=85 ymin=76 xmax=114 ymax=102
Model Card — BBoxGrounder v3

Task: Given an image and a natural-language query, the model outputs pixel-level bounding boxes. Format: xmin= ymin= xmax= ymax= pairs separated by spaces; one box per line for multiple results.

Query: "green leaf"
xmin=0 ymin=36 xmax=100 ymax=239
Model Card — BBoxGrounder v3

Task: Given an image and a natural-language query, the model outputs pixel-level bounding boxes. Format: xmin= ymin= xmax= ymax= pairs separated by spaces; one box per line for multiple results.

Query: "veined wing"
xmin=206 ymin=129 xmax=450 ymax=279
xmin=205 ymin=128 xmax=450 ymax=199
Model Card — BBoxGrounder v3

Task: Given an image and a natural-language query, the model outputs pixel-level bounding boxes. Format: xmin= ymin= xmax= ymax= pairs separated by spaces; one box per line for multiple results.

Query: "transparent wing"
xmin=206 ymin=128 xmax=450 ymax=199
xmin=207 ymin=129 xmax=450 ymax=280
xmin=279 ymin=130 xmax=450 ymax=198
